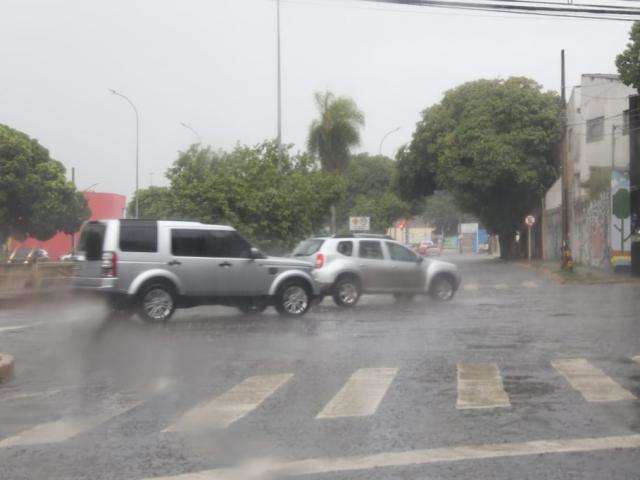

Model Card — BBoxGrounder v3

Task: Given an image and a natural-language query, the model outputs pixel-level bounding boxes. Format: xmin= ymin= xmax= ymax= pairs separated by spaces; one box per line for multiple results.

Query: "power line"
xmin=367 ymin=0 xmax=640 ymax=16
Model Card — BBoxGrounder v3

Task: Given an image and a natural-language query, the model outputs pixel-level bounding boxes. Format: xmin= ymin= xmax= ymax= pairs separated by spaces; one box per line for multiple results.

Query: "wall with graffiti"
xmin=571 ymin=192 xmax=610 ymax=269
xmin=610 ymin=171 xmax=632 ymax=272
xmin=543 ymin=208 xmax=562 ymax=261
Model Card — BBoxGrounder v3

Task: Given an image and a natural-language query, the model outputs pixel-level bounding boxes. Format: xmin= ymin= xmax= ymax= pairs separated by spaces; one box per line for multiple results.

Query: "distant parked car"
xmin=417 ymin=240 xmax=441 ymax=257
xmin=72 ymin=219 xmax=319 ymax=321
xmin=6 ymin=248 xmax=49 ymax=265
xmin=291 ymin=234 xmax=461 ymax=307
xmin=59 ymin=252 xmax=83 ymax=262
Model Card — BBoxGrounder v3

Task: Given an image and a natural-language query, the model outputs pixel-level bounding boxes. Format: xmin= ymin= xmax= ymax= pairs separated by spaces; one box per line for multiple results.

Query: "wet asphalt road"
xmin=0 ymin=253 xmax=639 ymax=480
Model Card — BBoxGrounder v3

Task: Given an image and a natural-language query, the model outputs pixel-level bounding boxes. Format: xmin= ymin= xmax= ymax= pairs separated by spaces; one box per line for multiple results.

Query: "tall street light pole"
xmin=379 ymin=126 xmax=401 ymax=156
xmin=276 ymin=0 xmax=282 ymax=156
xmin=180 ymin=122 xmax=202 ymax=143
xmin=109 ymin=88 xmax=140 ymax=219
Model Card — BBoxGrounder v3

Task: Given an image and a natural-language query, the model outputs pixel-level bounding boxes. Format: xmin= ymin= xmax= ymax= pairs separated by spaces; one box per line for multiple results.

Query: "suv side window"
xmin=207 ymin=230 xmax=252 ymax=258
xmin=171 ymin=229 xmax=252 ymax=258
xmin=172 ymin=229 xmax=207 ymax=257
xmin=358 ymin=240 xmax=384 ymax=260
xmin=337 ymin=241 xmax=353 ymax=256
xmin=119 ymin=220 xmax=158 ymax=252
xmin=387 ymin=242 xmax=418 ymax=262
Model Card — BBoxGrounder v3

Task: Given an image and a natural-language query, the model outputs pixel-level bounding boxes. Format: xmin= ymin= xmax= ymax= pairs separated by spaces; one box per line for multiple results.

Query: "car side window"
xmin=358 ymin=240 xmax=384 ymax=260
xmin=387 ymin=242 xmax=418 ymax=262
xmin=119 ymin=220 xmax=158 ymax=252
xmin=206 ymin=230 xmax=252 ymax=258
xmin=172 ymin=229 xmax=208 ymax=256
xmin=337 ymin=241 xmax=353 ymax=256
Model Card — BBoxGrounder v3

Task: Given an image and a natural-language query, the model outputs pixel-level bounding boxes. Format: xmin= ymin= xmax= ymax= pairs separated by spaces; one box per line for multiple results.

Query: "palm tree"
xmin=308 ymin=91 xmax=365 ymax=232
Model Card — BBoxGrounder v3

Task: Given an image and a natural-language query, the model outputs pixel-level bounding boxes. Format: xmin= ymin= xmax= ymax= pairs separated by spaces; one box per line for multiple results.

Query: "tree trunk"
xmin=330 ymin=205 xmax=337 ymax=234
xmin=498 ymin=231 xmax=516 ymax=260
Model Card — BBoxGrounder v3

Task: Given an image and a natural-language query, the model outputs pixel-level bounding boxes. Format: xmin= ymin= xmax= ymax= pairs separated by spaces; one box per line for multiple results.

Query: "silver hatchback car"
xmin=73 ymin=219 xmax=319 ymax=321
xmin=292 ymin=234 xmax=461 ymax=307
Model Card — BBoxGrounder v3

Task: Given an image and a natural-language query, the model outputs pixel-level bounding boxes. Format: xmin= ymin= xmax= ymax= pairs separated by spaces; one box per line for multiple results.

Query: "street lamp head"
xmin=108 ymin=88 xmax=117 ymax=95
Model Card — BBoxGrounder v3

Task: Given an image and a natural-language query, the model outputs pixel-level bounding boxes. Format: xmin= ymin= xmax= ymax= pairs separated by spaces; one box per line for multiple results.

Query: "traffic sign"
xmin=525 ymin=215 xmax=536 ymax=227
xmin=349 ymin=216 xmax=370 ymax=232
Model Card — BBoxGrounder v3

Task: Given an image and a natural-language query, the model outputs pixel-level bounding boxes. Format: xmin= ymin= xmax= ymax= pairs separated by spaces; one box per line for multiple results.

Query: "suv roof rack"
xmin=332 ymin=233 xmax=393 ymax=240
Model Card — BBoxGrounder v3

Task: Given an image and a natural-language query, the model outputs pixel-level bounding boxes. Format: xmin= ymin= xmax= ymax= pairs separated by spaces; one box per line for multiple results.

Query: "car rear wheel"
xmin=332 ymin=276 xmax=361 ymax=307
xmin=138 ymin=282 xmax=176 ymax=322
xmin=429 ymin=275 xmax=455 ymax=301
xmin=275 ymin=281 xmax=311 ymax=316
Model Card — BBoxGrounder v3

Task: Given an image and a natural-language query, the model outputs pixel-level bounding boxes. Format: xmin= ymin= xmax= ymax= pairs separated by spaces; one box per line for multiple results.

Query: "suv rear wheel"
xmin=275 ymin=280 xmax=311 ymax=316
xmin=332 ymin=276 xmax=361 ymax=307
xmin=138 ymin=281 xmax=177 ymax=322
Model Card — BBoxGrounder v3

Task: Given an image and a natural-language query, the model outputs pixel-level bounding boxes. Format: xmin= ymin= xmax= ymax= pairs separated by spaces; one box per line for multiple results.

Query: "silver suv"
xmin=292 ymin=234 xmax=461 ymax=307
xmin=73 ymin=220 xmax=319 ymax=321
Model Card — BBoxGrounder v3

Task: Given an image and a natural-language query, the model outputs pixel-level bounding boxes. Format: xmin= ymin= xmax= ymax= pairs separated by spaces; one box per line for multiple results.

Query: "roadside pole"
xmin=559 ymin=49 xmax=573 ymax=271
xmin=525 ymin=215 xmax=535 ymax=262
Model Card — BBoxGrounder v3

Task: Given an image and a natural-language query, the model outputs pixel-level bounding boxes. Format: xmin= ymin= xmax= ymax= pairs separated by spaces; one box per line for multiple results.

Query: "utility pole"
xmin=560 ymin=49 xmax=573 ymax=271
xmin=276 ymin=0 xmax=283 ymax=157
xmin=71 ymin=167 xmax=76 ymax=253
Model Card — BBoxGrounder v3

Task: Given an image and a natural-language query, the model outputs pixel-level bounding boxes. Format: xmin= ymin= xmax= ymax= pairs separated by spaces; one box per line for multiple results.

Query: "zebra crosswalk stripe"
xmin=316 ymin=368 xmax=398 ymax=419
xmin=0 ymin=397 xmax=141 ymax=448
xmin=552 ymin=358 xmax=636 ymax=402
xmin=163 ymin=373 xmax=293 ymax=432
xmin=456 ymin=363 xmax=510 ymax=409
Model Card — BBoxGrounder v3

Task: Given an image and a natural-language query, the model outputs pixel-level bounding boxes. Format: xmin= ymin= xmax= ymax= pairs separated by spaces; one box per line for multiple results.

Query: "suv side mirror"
xmin=249 ymin=247 xmax=264 ymax=259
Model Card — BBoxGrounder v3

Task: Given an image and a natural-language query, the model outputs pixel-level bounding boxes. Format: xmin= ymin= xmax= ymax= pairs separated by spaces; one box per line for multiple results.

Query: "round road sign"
xmin=525 ymin=215 xmax=536 ymax=227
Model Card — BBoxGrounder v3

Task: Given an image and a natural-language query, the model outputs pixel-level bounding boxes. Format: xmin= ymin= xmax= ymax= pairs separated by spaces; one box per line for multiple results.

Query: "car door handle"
xmin=219 ymin=261 xmax=232 ymax=267
xmin=167 ymin=260 xmax=181 ymax=266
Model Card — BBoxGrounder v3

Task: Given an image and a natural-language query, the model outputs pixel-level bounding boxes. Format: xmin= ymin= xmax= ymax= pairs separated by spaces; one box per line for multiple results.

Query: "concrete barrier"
xmin=0 ymin=353 xmax=14 ymax=383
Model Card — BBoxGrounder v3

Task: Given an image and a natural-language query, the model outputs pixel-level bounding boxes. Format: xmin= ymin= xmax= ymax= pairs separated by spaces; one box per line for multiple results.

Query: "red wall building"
xmin=13 ymin=192 xmax=126 ymax=260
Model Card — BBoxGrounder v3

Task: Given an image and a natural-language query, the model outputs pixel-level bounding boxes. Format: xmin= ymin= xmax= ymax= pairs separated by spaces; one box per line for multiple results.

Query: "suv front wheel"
xmin=138 ymin=281 xmax=177 ymax=322
xmin=275 ymin=280 xmax=311 ymax=316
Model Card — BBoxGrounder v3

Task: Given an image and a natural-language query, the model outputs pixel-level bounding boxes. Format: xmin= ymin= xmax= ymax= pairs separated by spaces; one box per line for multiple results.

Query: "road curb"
xmin=515 ymin=261 xmax=640 ymax=285
xmin=0 ymin=353 xmax=14 ymax=383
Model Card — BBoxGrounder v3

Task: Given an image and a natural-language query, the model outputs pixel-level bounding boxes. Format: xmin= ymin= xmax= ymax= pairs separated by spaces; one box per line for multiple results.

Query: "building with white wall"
xmin=543 ymin=74 xmax=635 ymax=268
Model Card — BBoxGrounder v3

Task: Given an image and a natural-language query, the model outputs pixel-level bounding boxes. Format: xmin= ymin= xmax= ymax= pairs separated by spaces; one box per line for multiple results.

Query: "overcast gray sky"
xmin=0 ymin=0 xmax=632 ymax=198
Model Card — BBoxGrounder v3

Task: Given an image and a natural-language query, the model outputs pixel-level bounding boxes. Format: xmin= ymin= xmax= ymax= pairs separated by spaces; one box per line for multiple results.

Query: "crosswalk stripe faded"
xmin=552 ymin=358 xmax=636 ymax=402
xmin=163 ymin=373 xmax=293 ymax=432
xmin=142 ymin=434 xmax=640 ymax=479
xmin=456 ymin=363 xmax=510 ymax=409
xmin=0 ymin=397 xmax=141 ymax=448
xmin=316 ymin=368 xmax=398 ymax=419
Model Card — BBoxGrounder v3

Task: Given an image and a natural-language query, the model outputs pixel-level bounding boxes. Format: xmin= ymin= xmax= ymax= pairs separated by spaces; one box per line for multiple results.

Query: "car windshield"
xmin=292 ymin=239 xmax=325 ymax=256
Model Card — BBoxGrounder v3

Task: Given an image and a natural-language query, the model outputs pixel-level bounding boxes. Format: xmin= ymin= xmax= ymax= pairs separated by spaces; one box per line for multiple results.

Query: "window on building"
xmin=586 ymin=116 xmax=604 ymax=143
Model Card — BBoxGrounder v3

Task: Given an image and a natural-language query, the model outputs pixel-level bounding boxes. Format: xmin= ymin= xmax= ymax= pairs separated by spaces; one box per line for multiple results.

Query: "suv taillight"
xmin=315 ymin=253 xmax=324 ymax=269
xmin=101 ymin=251 xmax=117 ymax=277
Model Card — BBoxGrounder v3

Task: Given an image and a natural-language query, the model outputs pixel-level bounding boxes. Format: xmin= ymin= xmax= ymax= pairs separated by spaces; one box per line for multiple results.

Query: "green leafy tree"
xmin=397 ymin=78 xmax=560 ymax=258
xmin=127 ymin=186 xmax=176 ymax=219
xmin=350 ymin=192 xmax=410 ymax=234
xmin=616 ymin=21 xmax=640 ymax=91
xmin=308 ymin=91 xmax=364 ymax=232
xmin=146 ymin=141 xmax=345 ymax=253
xmin=0 ymin=124 xmax=89 ymax=245
xmin=421 ymin=191 xmax=476 ymax=236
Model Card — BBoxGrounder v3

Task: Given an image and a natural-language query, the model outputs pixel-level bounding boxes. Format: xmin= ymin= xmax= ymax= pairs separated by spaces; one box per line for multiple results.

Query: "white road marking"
xmin=456 ymin=363 xmax=510 ymax=409
xmin=522 ymin=280 xmax=538 ymax=288
xmin=463 ymin=284 xmax=479 ymax=291
xmin=316 ymin=368 xmax=398 ymax=419
xmin=0 ymin=397 xmax=141 ymax=448
xmin=164 ymin=373 xmax=293 ymax=432
xmin=0 ymin=325 xmax=29 ymax=333
xmin=143 ymin=434 xmax=640 ymax=479
xmin=494 ymin=283 xmax=509 ymax=290
xmin=552 ymin=358 xmax=636 ymax=402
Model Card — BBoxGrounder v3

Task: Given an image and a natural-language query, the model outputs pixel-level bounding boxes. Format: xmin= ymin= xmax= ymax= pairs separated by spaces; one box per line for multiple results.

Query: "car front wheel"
xmin=275 ymin=281 xmax=311 ymax=316
xmin=138 ymin=282 xmax=177 ymax=322
xmin=429 ymin=275 xmax=455 ymax=301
